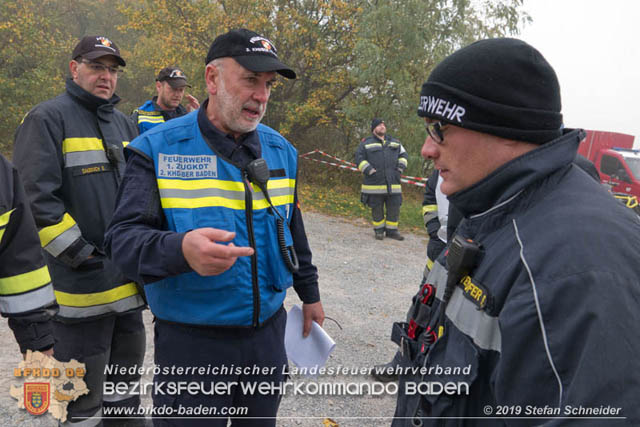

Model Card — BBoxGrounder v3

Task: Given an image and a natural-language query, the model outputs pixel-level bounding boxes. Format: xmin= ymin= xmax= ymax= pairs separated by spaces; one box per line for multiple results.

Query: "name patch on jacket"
xmin=158 ymin=154 xmax=218 ymax=178
xmin=458 ymin=275 xmax=491 ymax=310
xmin=72 ymin=164 xmax=112 ymax=176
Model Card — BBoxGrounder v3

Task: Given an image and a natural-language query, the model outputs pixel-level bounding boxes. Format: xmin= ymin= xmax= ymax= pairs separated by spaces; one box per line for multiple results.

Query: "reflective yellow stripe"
xmin=398 ymin=158 xmax=408 ymax=166
xmin=159 ymin=178 xmax=243 ymax=191
xmin=0 ymin=266 xmax=51 ymax=295
xmin=135 ymin=110 xmax=162 ymax=116
xmin=62 ymin=137 xmax=103 ymax=153
xmin=389 ymin=142 xmax=400 ymax=148
xmin=386 ymin=220 xmax=398 ymax=227
xmin=365 ymin=143 xmax=382 ymax=149
xmin=358 ymin=160 xmax=370 ymax=171
xmin=0 ymin=209 xmax=15 ymax=243
xmin=390 ymin=184 xmax=402 ymax=192
xmin=54 ymin=282 xmax=139 ymax=307
xmin=0 ymin=209 xmax=14 ymax=228
xmin=161 ymin=195 xmax=294 ymax=210
xmin=38 ymin=213 xmax=76 ymax=247
xmin=426 ymin=258 xmax=435 ymax=271
xmin=122 ymin=141 xmax=130 ymax=147
xmin=160 ymin=178 xmax=295 ymax=192
xmin=159 ymin=178 xmax=295 ymax=210
xmin=422 ymin=204 xmax=437 ymax=215
xmin=139 ymin=116 xmax=165 ymax=124
xmin=362 ymin=185 xmax=387 ymax=191
xmin=372 ymin=219 xmax=385 ymax=227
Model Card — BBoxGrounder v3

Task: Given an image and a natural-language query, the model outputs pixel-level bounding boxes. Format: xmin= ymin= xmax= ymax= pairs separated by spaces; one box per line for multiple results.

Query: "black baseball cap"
xmin=72 ymin=35 xmax=125 ymax=66
xmin=156 ymin=67 xmax=191 ymax=88
xmin=205 ymin=29 xmax=296 ymax=79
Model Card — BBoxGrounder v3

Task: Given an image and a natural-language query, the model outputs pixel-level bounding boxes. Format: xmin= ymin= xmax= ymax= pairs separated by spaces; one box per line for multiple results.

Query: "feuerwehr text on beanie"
xmin=417 ymin=38 xmax=563 ymax=144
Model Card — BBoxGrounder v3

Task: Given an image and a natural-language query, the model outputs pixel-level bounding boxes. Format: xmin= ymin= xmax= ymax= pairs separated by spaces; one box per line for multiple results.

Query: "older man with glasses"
xmin=13 ymin=35 xmax=146 ymax=427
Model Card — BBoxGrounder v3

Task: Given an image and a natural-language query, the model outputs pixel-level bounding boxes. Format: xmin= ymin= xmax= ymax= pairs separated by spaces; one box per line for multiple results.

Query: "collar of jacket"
xmin=448 ymin=128 xmax=585 ymax=218
xmin=65 ymin=78 xmax=121 ymax=116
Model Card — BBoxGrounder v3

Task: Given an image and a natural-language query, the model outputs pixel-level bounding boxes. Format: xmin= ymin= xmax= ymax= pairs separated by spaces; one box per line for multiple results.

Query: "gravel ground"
xmin=0 ymin=211 xmax=427 ymax=426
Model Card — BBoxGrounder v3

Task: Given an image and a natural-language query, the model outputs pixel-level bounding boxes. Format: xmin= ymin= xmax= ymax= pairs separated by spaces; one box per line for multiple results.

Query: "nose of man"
xmin=421 ymin=137 xmax=438 ymax=160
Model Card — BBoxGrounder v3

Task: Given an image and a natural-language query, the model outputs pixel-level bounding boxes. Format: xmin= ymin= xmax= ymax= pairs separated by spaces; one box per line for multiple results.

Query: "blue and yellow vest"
xmin=128 ymin=113 xmax=297 ymax=326
xmin=133 ymin=100 xmax=165 ymax=135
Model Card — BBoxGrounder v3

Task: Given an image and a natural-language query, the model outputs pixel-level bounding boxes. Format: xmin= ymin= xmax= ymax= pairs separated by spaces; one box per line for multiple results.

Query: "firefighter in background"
xmin=131 ymin=66 xmax=200 ymax=135
xmin=355 ymin=118 xmax=409 ymax=240
xmin=13 ymin=36 xmax=146 ymax=426
xmin=0 ymin=154 xmax=57 ymax=357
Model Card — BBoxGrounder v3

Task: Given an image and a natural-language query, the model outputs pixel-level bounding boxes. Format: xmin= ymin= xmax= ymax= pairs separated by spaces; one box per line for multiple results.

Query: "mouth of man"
xmin=242 ymin=105 xmax=262 ymax=120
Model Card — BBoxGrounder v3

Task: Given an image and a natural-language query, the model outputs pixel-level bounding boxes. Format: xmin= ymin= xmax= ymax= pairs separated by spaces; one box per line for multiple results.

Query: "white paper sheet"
xmin=284 ymin=305 xmax=336 ymax=371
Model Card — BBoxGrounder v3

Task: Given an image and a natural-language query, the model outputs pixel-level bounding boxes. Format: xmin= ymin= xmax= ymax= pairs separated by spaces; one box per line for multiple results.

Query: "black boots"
xmin=386 ymin=229 xmax=405 ymax=241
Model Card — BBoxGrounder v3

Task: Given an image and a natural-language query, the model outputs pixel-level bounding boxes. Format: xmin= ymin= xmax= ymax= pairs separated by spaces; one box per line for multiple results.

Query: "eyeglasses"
xmin=80 ymin=59 xmax=123 ymax=76
xmin=425 ymin=121 xmax=447 ymax=144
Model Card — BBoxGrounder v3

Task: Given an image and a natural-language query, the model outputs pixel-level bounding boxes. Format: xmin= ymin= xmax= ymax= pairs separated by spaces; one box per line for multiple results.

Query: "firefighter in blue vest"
xmin=131 ymin=66 xmax=200 ymax=134
xmin=105 ymin=29 xmax=324 ymax=426
xmin=0 ymin=154 xmax=57 ymax=357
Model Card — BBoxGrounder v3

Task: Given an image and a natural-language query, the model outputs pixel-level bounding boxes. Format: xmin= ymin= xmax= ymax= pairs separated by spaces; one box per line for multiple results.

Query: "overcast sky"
xmin=519 ymin=0 xmax=640 ymax=147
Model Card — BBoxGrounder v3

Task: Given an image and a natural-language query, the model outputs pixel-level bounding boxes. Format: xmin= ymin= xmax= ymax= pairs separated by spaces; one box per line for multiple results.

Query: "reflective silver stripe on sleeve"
xmin=0 ymin=284 xmax=55 ymax=314
xmin=433 ymin=262 xmax=502 ymax=352
xmin=64 ymin=151 xmax=109 ymax=168
xmin=424 ymin=212 xmax=438 ymax=224
xmin=56 ymin=295 xmax=145 ymax=319
xmin=429 ymin=261 xmax=448 ymax=290
xmin=445 ymin=287 xmax=501 ymax=352
xmin=44 ymin=224 xmax=82 ymax=257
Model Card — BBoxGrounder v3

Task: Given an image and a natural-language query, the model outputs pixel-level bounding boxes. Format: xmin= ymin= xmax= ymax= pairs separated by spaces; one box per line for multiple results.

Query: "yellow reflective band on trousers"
xmin=372 ymin=219 xmax=385 ymax=227
xmin=361 ymin=184 xmax=402 ymax=194
xmin=62 ymin=137 xmax=108 ymax=168
xmin=158 ymin=178 xmax=296 ymax=210
xmin=38 ymin=213 xmax=82 ymax=256
xmin=0 ymin=208 xmax=15 ymax=243
xmin=54 ymin=282 xmax=139 ymax=307
xmin=0 ymin=265 xmax=51 ymax=295
xmin=386 ymin=220 xmax=398 ymax=228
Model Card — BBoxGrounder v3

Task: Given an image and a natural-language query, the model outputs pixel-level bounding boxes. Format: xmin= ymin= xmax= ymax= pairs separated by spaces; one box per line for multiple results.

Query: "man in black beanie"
xmin=355 ymin=118 xmax=408 ymax=240
xmin=392 ymin=38 xmax=640 ymax=425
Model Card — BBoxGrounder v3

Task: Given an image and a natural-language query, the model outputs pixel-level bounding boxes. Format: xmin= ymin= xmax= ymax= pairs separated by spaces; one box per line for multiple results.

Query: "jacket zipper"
xmin=243 ymin=171 xmax=260 ymax=327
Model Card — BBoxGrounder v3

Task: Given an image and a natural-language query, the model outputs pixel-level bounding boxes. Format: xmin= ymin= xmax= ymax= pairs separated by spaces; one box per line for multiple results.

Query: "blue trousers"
xmin=152 ymin=307 xmax=288 ymax=426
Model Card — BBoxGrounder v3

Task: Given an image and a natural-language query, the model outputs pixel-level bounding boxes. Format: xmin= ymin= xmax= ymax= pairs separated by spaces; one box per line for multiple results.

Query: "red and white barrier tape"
xmin=299 ymin=150 xmax=426 ymax=188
